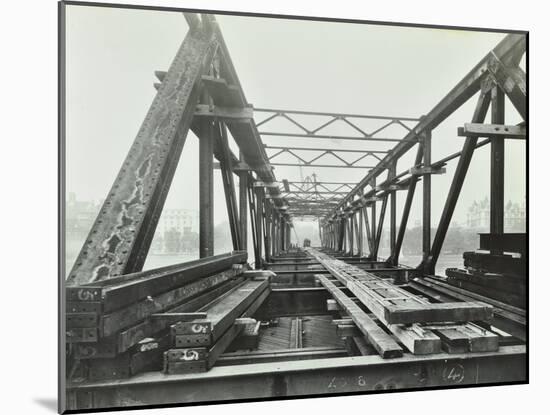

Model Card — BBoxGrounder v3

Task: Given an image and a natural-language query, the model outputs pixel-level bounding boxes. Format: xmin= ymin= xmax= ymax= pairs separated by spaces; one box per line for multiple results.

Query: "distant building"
xmin=157 ymin=209 xmax=198 ymax=235
xmin=466 ymin=197 xmax=525 ymax=231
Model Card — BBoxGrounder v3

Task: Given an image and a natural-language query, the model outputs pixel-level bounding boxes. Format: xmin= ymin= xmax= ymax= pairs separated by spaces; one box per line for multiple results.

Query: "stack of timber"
xmin=445 ymin=233 xmax=526 ymax=309
xmin=65 ymin=252 xmax=250 ymax=381
xmin=163 ymin=275 xmax=270 ymax=374
xmin=307 ymin=248 xmax=499 ymax=357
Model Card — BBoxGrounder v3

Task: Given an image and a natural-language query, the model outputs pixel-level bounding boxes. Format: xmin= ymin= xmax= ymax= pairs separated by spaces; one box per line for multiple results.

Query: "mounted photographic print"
xmin=59 ymin=1 xmax=527 ymax=412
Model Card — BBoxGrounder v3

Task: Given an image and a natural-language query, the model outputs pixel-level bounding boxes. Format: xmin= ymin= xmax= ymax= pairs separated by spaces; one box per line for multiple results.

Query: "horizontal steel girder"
xmin=67 ymin=345 xmax=525 ymax=410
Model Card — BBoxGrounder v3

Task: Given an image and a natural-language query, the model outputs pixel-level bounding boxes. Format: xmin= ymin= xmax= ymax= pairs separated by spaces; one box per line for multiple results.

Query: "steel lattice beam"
xmin=325 ymin=34 xmax=526 ymax=219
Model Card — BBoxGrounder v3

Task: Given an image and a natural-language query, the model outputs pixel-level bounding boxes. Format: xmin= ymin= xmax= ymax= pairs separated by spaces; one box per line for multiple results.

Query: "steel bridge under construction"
xmin=62 ymin=11 xmax=527 ymax=412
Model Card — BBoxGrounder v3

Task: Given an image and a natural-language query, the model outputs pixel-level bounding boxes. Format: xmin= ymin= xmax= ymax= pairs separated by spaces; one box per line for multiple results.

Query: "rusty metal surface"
xmin=67 ymin=26 xmax=219 ymax=286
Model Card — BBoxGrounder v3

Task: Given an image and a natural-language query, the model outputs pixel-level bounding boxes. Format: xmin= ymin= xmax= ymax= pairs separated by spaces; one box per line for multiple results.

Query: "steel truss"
xmin=317 ymin=34 xmax=526 ymax=274
xmin=63 ymin=12 xmax=527 ymax=411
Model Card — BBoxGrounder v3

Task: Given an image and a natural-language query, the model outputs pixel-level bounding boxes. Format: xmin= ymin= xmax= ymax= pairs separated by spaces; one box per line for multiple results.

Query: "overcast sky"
xmin=65 ymin=4 xmax=526 ymax=240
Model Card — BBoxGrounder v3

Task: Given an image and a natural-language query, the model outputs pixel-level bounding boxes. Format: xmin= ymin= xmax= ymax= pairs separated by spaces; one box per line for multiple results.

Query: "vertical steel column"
xmin=238 ymin=154 xmax=248 ymax=251
xmin=273 ymin=214 xmax=279 ymax=256
xmin=271 ymin=206 xmax=277 ymax=258
xmin=342 ymin=218 xmax=348 ymax=252
xmin=255 ymin=187 xmax=264 ymax=267
xmin=490 ymin=86 xmax=505 ymax=237
xmin=247 ymin=180 xmax=260 ymax=268
xmin=281 ymin=218 xmax=286 ymax=252
xmin=422 ymin=130 xmax=432 ymax=263
xmin=362 ymin=207 xmax=373 ymax=256
xmin=391 ymin=143 xmax=424 ymax=265
xmin=285 ymin=223 xmax=290 ymax=250
xmin=199 ymin=120 xmax=215 ymax=258
xmin=357 ymin=209 xmax=363 ymax=257
xmin=427 ymin=88 xmax=492 ymax=274
xmin=218 ymin=123 xmax=242 ymax=251
xmin=373 ymin=194 xmax=388 ymax=259
xmin=264 ymin=201 xmax=272 ymax=263
xmin=389 ymin=161 xmax=397 ymax=259
xmin=349 ymin=213 xmax=354 ymax=255
xmin=338 ymin=218 xmax=345 ymax=252
xmin=370 ymin=179 xmax=377 ymax=259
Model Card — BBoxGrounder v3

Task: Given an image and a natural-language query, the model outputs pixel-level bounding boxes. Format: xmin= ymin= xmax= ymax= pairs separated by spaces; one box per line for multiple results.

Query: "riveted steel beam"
xmin=67 ymin=23 xmax=219 ymax=285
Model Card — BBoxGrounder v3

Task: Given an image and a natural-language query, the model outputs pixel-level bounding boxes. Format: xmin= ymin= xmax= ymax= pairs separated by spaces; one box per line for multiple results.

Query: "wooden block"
xmin=456 ymin=324 xmax=499 ymax=352
xmin=352 ymin=336 xmax=377 ymax=356
xmin=326 ymin=299 xmax=340 ymax=311
xmin=384 ymin=301 xmax=493 ymax=325
xmin=336 ymin=324 xmax=360 ymax=338
xmin=227 ymin=321 xmax=260 ymax=351
xmin=433 ymin=328 xmax=470 ymax=354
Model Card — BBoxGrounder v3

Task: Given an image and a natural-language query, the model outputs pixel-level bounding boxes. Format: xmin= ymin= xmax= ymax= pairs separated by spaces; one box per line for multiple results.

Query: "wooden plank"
xmin=313 ymin=250 xmax=492 ymax=325
xmin=384 ymin=301 xmax=493 ymax=325
xmin=352 ymin=336 xmax=377 ymax=356
xmin=317 ymin=275 xmax=403 ymax=358
xmin=412 ymin=278 xmax=525 ymax=341
xmin=422 ymin=277 xmax=525 ymax=317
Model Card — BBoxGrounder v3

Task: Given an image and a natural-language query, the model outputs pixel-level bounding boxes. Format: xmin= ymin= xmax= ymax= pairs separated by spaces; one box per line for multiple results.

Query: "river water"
xmin=65 ymin=243 xmax=463 ymax=279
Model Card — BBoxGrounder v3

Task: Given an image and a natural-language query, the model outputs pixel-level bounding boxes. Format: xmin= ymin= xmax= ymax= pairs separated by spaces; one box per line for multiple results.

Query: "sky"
xmin=65 ymin=4 xmax=526 ymax=247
